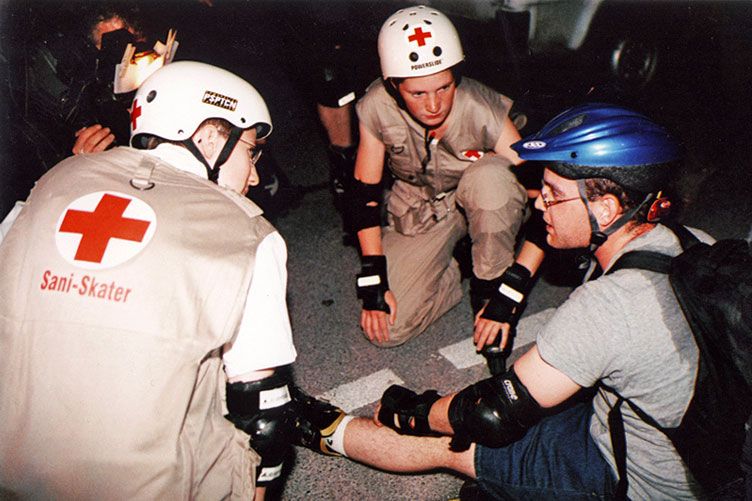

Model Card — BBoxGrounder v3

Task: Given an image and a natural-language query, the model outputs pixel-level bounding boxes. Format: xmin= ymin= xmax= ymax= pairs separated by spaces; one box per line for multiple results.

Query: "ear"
xmin=593 ymin=193 xmax=623 ymax=229
xmin=192 ymin=124 xmax=221 ymax=160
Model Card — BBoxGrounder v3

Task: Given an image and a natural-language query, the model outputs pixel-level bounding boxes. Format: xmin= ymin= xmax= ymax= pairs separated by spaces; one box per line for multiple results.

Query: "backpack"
xmin=605 ymin=222 xmax=752 ymax=499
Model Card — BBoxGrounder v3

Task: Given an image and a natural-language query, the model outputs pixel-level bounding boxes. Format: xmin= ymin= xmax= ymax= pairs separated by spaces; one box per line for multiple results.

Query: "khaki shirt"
xmin=356 ymin=77 xmax=516 ymax=236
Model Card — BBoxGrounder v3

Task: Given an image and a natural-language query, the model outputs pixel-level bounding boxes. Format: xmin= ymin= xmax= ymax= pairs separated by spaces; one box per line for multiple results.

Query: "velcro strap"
xmin=227 ymin=380 xmax=291 ymax=416
xmin=480 ymin=263 xmax=532 ymax=323
xmin=257 ymin=463 xmax=283 ymax=483
xmin=378 ymin=384 xmax=441 ymax=436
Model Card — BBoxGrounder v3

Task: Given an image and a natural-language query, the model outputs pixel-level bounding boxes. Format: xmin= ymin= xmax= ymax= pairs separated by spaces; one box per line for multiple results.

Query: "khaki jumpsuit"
xmin=356 ymin=78 xmax=528 ymax=346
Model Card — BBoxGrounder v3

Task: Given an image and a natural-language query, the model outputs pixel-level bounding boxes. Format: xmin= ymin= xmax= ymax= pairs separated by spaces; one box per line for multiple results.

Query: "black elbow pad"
xmin=225 ymin=371 xmax=296 ymax=487
xmin=349 ymin=178 xmax=383 ymax=232
xmin=448 ymin=367 xmax=543 ymax=451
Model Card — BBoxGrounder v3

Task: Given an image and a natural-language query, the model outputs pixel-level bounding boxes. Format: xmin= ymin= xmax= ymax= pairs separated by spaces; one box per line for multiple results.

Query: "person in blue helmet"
xmin=291 ymin=103 xmax=713 ymax=499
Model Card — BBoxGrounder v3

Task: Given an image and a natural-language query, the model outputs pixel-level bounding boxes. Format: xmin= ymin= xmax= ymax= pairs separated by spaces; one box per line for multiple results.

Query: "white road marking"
xmin=439 ymin=307 xmax=558 ymax=369
xmin=318 ymin=368 xmax=404 ymax=413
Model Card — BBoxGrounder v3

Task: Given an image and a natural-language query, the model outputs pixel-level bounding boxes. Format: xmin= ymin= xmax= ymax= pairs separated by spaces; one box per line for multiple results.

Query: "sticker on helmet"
xmin=523 ymin=141 xmax=547 ymax=150
xmin=203 ymin=90 xmax=237 ymax=111
xmin=130 ymin=99 xmax=142 ymax=130
xmin=407 ymin=27 xmax=432 ymax=47
xmin=55 ymin=191 xmax=157 ymax=270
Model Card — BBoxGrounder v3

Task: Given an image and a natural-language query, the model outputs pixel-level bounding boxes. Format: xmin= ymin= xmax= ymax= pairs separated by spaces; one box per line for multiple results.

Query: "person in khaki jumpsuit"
xmin=352 ymin=5 xmax=536 ymax=348
xmin=0 ymin=62 xmax=297 ymax=500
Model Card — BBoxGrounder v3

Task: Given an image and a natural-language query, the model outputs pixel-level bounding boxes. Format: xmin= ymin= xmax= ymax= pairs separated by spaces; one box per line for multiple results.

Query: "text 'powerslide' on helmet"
xmin=378 ymin=5 xmax=464 ymax=79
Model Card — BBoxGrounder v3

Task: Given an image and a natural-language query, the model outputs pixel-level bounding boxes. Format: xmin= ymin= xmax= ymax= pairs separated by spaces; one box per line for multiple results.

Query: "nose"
xmin=247 ymin=165 xmax=260 ymax=188
xmin=534 ymin=194 xmax=545 ymax=211
xmin=426 ymin=93 xmax=440 ymax=114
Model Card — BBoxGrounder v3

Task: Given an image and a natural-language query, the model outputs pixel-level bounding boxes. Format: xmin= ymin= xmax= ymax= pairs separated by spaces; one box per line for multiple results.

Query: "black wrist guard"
xmin=356 ymin=255 xmax=390 ymax=313
xmin=377 ymin=384 xmax=441 ymax=436
xmin=480 ymin=263 xmax=533 ymax=324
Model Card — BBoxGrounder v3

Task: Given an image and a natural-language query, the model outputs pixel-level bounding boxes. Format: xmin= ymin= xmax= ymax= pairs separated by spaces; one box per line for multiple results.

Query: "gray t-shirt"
xmin=538 ymin=225 xmax=713 ymax=500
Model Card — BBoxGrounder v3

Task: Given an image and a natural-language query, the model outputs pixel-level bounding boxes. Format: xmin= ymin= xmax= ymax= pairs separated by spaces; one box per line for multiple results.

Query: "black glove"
xmin=356 ymin=255 xmax=390 ymax=313
xmin=378 ymin=384 xmax=441 ymax=436
xmin=480 ymin=262 xmax=532 ymax=324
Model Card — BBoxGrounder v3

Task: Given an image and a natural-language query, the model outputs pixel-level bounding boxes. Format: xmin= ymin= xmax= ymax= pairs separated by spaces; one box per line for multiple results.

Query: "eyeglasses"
xmin=238 ymin=138 xmax=263 ymax=165
xmin=540 ymin=190 xmax=580 ymax=209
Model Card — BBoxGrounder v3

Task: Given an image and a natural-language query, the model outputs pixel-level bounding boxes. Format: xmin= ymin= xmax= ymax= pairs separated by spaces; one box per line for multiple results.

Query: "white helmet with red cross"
xmin=377 ymin=5 xmax=464 ymax=79
xmin=130 ymin=61 xmax=271 ymax=148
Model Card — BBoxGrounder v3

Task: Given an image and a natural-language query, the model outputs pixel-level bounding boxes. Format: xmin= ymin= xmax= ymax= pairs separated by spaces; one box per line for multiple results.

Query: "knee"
xmin=457 ymin=157 xmax=526 ymax=211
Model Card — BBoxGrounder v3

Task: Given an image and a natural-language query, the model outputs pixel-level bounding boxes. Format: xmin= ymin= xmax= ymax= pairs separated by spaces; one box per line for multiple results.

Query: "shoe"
xmin=290 ymin=386 xmax=346 ymax=456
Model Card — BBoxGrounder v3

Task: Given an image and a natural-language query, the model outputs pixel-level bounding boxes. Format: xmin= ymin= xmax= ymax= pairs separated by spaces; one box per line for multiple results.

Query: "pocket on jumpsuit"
xmin=387 ymin=182 xmax=437 ymax=236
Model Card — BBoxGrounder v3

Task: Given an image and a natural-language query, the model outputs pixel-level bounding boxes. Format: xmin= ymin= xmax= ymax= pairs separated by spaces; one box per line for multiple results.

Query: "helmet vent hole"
xmin=146 ymin=90 xmax=157 ymax=103
xmin=240 ymin=117 xmax=246 ymax=124
xmin=178 ymin=129 xmax=184 ymax=135
xmin=424 ymin=20 xmax=432 ymax=25
xmin=433 ymin=47 xmax=442 ymax=56
xmin=409 ymin=52 xmax=419 ymax=62
xmin=402 ymin=24 xmax=409 ymax=31
xmin=571 ymin=152 xmax=578 ymax=158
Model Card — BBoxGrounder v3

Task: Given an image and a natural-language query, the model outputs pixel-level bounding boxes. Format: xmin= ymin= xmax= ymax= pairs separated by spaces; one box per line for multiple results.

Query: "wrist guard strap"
xmin=356 ymin=255 xmax=390 ymax=313
xmin=378 ymin=384 xmax=441 ymax=436
xmin=480 ymin=263 xmax=533 ymax=324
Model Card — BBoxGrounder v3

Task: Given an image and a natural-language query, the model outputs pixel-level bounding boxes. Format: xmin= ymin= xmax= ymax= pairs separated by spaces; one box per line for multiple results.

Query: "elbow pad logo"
xmin=502 ymin=379 xmax=519 ymax=401
xmin=55 ymin=192 xmax=157 ymax=270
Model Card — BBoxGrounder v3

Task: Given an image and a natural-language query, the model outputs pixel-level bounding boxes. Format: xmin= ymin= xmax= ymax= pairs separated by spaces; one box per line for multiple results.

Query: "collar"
xmin=143 ymin=143 xmax=208 ymax=180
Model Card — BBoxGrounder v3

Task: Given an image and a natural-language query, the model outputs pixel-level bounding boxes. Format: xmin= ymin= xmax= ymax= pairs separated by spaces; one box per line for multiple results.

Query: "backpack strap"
xmin=603 ymin=385 xmax=666 ymax=501
xmin=608 ymin=395 xmax=629 ymax=501
xmin=607 ymin=250 xmax=671 ymax=275
xmin=606 ymin=221 xmax=698 ymax=276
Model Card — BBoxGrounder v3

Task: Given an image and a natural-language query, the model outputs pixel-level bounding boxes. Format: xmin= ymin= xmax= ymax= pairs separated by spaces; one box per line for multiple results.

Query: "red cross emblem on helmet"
xmin=408 ymin=27 xmax=432 ymax=47
xmin=56 ymin=191 xmax=157 ymax=270
xmin=130 ymin=99 xmax=142 ymax=130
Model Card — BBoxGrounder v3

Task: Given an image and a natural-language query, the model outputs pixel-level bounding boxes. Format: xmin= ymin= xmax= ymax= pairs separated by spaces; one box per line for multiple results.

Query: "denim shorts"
xmin=475 ymin=402 xmax=617 ymax=500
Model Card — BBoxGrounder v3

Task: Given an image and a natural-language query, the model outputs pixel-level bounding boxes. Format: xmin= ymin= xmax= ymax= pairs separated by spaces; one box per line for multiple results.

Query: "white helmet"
xmin=377 ymin=5 xmax=464 ymax=79
xmin=130 ymin=61 xmax=271 ymax=149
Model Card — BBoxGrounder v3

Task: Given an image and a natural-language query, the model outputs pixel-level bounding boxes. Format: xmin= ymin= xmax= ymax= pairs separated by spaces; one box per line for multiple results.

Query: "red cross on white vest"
xmin=408 ymin=27 xmax=432 ymax=47
xmin=59 ymin=193 xmax=151 ymax=263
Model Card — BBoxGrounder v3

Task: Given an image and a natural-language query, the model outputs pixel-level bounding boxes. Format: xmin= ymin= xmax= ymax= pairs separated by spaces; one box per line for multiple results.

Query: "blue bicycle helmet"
xmin=512 ymin=104 xmax=682 ymax=272
xmin=511 ymin=103 xmax=681 ymax=193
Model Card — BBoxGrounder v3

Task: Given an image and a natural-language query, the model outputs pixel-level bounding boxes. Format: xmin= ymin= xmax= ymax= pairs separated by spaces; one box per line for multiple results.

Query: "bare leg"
xmin=343 ymin=417 xmax=476 ymax=478
xmin=317 ymin=103 xmax=354 ymax=148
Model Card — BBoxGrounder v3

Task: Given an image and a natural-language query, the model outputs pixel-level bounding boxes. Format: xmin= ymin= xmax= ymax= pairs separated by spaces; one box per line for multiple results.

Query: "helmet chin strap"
xmin=182 ymin=126 xmax=243 ymax=183
xmin=575 ymin=179 xmax=656 ymax=276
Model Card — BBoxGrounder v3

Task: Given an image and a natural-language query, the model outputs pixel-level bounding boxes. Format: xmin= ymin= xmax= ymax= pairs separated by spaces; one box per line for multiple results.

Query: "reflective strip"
xmin=259 ymin=385 xmax=291 ymax=410
xmin=498 ymin=283 xmax=524 ymax=304
xmin=258 ymin=463 xmax=283 ymax=482
xmin=338 ymin=91 xmax=356 ymax=107
xmin=357 ymin=274 xmax=381 ymax=287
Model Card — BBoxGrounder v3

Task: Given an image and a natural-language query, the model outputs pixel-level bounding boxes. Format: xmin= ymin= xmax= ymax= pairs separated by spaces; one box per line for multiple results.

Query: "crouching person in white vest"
xmin=0 ymin=61 xmax=300 ymax=500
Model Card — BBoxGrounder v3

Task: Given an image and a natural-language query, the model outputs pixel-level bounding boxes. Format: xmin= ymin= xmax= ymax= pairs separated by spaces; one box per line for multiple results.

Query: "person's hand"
xmin=473 ymin=303 xmax=512 ymax=352
xmin=72 ymin=125 xmax=115 ymax=155
xmin=360 ymin=290 xmax=397 ymax=344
